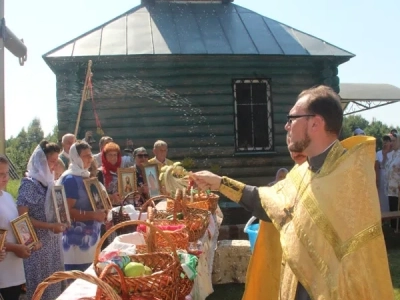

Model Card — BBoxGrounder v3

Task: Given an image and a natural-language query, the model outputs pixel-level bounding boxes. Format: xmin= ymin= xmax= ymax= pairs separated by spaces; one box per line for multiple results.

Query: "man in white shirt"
xmin=148 ymin=140 xmax=173 ymax=170
xmin=59 ymin=133 xmax=76 ymax=168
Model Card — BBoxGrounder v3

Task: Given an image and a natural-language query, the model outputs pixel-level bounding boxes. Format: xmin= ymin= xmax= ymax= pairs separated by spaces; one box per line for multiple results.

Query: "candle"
xmin=190 ymin=187 xmax=194 ymax=203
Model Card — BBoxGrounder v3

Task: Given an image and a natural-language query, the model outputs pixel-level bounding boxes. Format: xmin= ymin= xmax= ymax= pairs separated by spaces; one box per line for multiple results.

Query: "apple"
xmin=123 ymin=262 xmax=145 ymax=277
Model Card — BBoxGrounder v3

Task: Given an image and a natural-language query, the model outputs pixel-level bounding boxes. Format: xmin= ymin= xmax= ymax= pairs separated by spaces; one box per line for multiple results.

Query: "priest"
xmin=191 ymin=85 xmax=394 ymax=300
xmin=243 ymin=146 xmax=307 ymax=300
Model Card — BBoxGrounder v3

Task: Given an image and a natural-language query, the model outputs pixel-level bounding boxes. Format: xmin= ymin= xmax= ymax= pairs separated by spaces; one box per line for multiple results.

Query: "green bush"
xmin=6 ymin=179 xmax=20 ymax=200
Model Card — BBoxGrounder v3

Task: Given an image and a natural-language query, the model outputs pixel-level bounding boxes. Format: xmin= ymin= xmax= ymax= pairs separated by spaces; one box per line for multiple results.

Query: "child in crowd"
xmin=0 ymin=155 xmax=40 ymax=300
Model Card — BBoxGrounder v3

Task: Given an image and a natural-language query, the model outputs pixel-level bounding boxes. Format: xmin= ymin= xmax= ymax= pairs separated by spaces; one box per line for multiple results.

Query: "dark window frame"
xmin=233 ymin=78 xmax=274 ymax=153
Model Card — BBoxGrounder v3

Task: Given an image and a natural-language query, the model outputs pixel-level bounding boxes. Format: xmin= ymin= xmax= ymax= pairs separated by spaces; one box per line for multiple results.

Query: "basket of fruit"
xmin=33 ymin=269 xmax=122 ymax=300
xmin=145 ymin=194 xmax=210 ymax=243
xmin=94 ymin=220 xmax=180 ymax=300
xmin=136 ymin=198 xmax=189 ymax=252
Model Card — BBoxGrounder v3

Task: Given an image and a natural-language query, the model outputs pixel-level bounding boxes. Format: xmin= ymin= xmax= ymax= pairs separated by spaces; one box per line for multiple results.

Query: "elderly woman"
xmin=132 ymin=147 xmax=150 ymax=199
xmin=97 ymin=142 xmax=122 ymax=205
xmin=16 ymin=140 xmax=66 ymax=300
xmin=58 ymin=141 xmax=107 ymax=272
xmin=386 ymin=134 xmax=400 ymax=229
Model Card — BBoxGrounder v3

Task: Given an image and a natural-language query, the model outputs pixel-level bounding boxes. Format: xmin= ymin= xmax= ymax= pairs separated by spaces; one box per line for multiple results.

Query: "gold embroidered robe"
xmin=242 ymin=220 xmax=282 ymax=300
xmin=220 ymin=136 xmax=394 ymax=300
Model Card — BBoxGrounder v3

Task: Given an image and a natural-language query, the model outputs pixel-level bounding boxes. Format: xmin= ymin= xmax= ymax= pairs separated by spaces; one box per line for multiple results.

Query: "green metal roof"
xmin=44 ymin=2 xmax=354 ymax=58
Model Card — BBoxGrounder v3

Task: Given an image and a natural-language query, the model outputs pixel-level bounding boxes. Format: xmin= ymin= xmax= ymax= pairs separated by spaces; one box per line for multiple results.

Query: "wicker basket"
xmin=32 ymin=270 xmax=121 ymax=300
xmin=137 ymin=198 xmax=189 ymax=252
xmin=184 ymin=192 xmax=219 ymax=214
xmin=147 ymin=195 xmax=210 ymax=242
xmin=167 ymin=191 xmax=219 ymax=215
xmin=94 ymin=220 xmax=180 ymax=300
xmin=112 ymin=191 xmax=140 ymax=235
xmin=138 ymin=197 xmax=199 ymax=300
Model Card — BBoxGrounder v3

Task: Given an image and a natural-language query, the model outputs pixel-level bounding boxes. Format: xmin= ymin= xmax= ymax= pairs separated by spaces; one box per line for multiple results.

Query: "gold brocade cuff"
xmin=218 ymin=176 xmax=246 ymax=203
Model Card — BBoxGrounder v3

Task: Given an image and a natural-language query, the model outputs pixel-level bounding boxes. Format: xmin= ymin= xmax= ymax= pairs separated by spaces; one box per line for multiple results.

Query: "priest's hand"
xmin=190 ymin=171 xmax=222 ymax=191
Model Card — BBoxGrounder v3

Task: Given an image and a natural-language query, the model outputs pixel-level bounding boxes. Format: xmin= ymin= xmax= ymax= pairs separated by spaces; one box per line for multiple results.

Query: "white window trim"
xmin=233 ymin=79 xmax=273 ymax=152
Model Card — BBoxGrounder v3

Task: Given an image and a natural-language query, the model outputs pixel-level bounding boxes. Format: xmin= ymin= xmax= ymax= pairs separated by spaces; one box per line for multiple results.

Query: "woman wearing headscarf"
xmin=16 ymin=140 xmax=66 ymax=300
xmin=267 ymin=168 xmax=288 ymax=187
xmin=57 ymin=141 xmax=107 ymax=272
xmin=97 ymin=142 xmax=122 ymax=205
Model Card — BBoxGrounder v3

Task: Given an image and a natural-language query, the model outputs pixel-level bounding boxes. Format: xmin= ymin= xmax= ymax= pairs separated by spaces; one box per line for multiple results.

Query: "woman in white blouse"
xmin=385 ymin=134 xmax=400 ymax=229
xmin=376 ymin=134 xmax=393 ymax=212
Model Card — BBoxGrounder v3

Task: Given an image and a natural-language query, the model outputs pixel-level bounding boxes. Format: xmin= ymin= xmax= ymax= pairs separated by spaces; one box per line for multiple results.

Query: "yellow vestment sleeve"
xmin=218 ymin=176 xmax=246 ymax=203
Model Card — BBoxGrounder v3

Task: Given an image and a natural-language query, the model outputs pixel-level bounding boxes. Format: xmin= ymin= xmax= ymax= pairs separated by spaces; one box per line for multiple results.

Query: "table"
xmin=57 ymin=204 xmax=223 ymax=300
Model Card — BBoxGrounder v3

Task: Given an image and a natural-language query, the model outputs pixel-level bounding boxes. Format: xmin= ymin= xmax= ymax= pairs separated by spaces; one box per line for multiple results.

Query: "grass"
xmin=6 ymin=180 xmax=400 ymax=299
xmin=389 ymin=249 xmax=400 ymax=299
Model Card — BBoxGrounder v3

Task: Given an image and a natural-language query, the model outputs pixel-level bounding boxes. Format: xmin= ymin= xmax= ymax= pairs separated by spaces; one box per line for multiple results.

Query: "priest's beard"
xmin=288 ymin=130 xmax=311 ymax=153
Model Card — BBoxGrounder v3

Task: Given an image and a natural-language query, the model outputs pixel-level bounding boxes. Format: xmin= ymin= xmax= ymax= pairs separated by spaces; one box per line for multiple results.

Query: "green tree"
xmin=26 ymin=118 xmax=44 ymax=151
xmin=45 ymin=124 xmax=59 ymax=143
xmin=5 ymin=119 xmax=59 ymax=176
xmin=341 ymin=115 xmax=369 ymax=139
xmin=364 ymin=118 xmax=390 ymax=150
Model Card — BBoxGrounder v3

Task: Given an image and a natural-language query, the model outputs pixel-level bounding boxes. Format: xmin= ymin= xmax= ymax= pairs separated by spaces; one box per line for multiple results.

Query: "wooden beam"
xmin=381 ymin=211 xmax=400 ymax=220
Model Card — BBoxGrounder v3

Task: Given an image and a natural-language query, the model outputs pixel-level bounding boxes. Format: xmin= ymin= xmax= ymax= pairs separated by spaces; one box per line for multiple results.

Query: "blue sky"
xmin=4 ymin=0 xmax=400 ymax=138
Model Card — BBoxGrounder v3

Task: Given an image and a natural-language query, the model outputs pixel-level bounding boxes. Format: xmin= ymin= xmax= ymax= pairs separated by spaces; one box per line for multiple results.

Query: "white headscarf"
xmin=26 ymin=144 xmax=58 ymax=227
xmin=56 ymin=143 xmax=90 ymax=185
xmin=275 ymin=168 xmax=289 ymax=181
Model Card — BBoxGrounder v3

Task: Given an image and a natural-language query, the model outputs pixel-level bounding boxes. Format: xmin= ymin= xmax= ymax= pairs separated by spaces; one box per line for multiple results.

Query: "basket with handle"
xmin=166 ymin=187 xmax=219 ymax=215
xmin=94 ymin=220 xmax=180 ymax=300
xmin=136 ymin=197 xmax=197 ymax=300
xmin=146 ymin=194 xmax=210 ymax=242
xmin=137 ymin=197 xmax=189 ymax=252
xmin=32 ymin=269 xmax=122 ymax=300
xmin=184 ymin=189 xmax=219 ymax=214
xmin=111 ymin=191 xmax=139 ymax=235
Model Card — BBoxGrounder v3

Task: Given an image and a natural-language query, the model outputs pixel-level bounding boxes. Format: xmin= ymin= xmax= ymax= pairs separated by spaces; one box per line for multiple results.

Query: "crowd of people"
xmin=0 ymin=84 xmax=397 ymax=300
xmin=352 ymin=127 xmax=400 ymax=229
xmin=0 ymin=136 xmax=173 ymax=300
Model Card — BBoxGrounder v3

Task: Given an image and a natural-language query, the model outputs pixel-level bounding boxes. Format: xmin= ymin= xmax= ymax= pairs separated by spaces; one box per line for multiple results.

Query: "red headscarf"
xmin=101 ymin=144 xmax=122 ymax=188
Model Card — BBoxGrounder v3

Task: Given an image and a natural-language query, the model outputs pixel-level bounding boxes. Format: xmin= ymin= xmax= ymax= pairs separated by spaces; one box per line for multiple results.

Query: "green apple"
xmin=144 ymin=266 xmax=152 ymax=275
xmin=123 ymin=262 xmax=145 ymax=277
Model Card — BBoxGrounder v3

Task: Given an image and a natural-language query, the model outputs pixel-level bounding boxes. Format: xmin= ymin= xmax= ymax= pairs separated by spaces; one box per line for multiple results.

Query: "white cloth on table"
xmin=57 ymin=204 xmax=223 ymax=300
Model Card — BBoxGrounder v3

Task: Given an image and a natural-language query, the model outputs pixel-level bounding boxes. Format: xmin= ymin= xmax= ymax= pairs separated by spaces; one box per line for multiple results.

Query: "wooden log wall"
xmin=55 ymin=56 xmax=325 ymax=186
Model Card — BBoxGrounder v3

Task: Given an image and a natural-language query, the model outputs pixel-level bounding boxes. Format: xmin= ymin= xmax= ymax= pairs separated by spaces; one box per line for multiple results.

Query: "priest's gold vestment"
xmin=220 ymin=136 xmax=394 ymax=300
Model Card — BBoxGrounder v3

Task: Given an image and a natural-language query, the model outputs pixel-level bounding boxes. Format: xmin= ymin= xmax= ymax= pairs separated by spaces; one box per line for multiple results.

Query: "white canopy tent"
xmin=340 ymin=83 xmax=400 ymax=115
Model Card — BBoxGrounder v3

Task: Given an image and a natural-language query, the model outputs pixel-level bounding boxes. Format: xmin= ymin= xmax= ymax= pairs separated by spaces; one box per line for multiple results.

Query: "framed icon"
xmin=117 ymin=168 xmax=137 ymax=198
xmin=83 ymin=178 xmax=109 ymax=211
xmin=0 ymin=229 xmax=7 ymax=250
xmin=10 ymin=213 xmax=39 ymax=249
xmin=142 ymin=163 xmax=161 ymax=198
xmin=51 ymin=185 xmax=71 ymax=224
